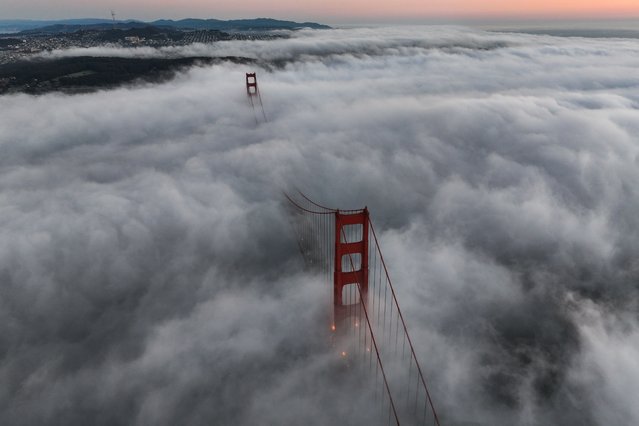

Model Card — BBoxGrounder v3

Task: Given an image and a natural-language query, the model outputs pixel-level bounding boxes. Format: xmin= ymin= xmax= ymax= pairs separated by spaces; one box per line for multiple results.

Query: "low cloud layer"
xmin=2 ymin=26 xmax=639 ymax=425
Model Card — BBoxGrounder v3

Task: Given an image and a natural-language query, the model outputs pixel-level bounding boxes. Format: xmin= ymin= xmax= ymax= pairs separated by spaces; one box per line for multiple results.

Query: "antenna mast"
xmin=111 ymin=10 xmax=116 ymax=29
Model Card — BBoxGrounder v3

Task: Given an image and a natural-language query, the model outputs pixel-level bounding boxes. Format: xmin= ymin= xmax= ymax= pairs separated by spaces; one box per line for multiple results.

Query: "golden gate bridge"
xmin=246 ymin=73 xmax=441 ymax=424
xmin=286 ymin=192 xmax=441 ymax=425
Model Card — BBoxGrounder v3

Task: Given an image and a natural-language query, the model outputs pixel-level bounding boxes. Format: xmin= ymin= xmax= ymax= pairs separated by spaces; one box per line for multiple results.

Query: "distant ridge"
xmin=0 ymin=18 xmax=330 ymax=34
xmin=153 ymin=18 xmax=330 ymax=31
xmin=0 ymin=19 xmax=114 ymax=33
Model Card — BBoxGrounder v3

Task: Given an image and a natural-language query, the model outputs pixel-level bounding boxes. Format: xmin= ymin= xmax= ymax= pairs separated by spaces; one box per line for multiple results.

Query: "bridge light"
xmin=331 ymin=324 xmax=336 ymax=331
xmin=341 ymin=351 xmax=347 ymax=357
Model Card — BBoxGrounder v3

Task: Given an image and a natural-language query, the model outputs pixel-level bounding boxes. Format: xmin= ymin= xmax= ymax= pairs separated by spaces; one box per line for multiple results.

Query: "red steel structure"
xmin=333 ymin=209 xmax=369 ymax=330
xmin=246 ymin=72 xmax=258 ymax=96
xmin=245 ymin=72 xmax=267 ymax=123
xmin=286 ymin=191 xmax=441 ymax=426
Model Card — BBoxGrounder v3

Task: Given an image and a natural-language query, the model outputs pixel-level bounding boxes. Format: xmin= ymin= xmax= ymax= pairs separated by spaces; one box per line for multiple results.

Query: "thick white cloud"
xmin=2 ymin=26 xmax=639 ymax=425
xmin=567 ymin=297 xmax=639 ymax=426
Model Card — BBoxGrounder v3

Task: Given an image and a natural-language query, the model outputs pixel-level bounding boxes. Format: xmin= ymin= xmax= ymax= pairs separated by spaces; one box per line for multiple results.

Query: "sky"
xmin=1 ymin=26 xmax=639 ymax=425
xmin=2 ymin=0 xmax=639 ymax=23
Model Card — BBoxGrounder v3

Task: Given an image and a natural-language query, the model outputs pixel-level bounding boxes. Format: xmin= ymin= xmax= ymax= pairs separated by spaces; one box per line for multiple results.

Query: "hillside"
xmin=0 ymin=17 xmax=330 ymax=34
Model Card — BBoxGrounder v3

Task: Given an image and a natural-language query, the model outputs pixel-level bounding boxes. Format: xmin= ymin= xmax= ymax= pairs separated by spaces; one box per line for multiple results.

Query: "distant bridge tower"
xmin=245 ymin=72 xmax=267 ymax=122
xmin=333 ymin=209 xmax=369 ymax=331
xmin=246 ymin=73 xmax=258 ymax=97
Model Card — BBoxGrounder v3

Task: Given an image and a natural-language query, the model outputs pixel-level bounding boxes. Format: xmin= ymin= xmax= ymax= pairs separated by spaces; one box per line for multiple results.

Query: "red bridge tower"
xmin=333 ymin=209 xmax=369 ymax=331
xmin=246 ymin=72 xmax=258 ymax=96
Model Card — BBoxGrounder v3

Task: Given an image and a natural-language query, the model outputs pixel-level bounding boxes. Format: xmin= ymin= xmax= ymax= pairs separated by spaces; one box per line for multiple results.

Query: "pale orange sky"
xmin=3 ymin=0 xmax=639 ymax=21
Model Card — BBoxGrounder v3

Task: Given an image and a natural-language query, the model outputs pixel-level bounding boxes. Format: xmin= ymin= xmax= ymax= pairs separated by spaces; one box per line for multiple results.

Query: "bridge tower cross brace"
xmin=333 ymin=209 xmax=369 ymax=330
